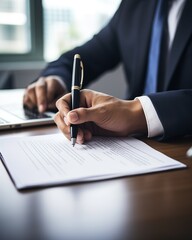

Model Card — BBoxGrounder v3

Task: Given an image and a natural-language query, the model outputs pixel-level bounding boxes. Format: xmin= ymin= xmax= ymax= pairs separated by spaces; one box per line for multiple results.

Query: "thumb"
xmin=67 ymin=107 xmax=102 ymax=124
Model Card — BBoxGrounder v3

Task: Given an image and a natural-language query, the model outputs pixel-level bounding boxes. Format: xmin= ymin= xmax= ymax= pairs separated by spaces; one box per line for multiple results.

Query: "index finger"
xmin=35 ymin=78 xmax=48 ymax=112
xmin=23 ymin=83 xmax=37 ymax=109
xmin=56 ymin=92 xmax=71 ymax=118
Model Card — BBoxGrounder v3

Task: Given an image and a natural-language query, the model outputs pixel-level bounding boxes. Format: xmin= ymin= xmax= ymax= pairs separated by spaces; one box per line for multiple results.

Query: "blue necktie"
xmin=144 ymin=0 xmax=168 ymax=94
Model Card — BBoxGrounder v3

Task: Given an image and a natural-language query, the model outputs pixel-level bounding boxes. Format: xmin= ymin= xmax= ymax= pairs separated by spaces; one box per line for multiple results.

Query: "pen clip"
xmin=80 ymin=60 xmax=84 ymax=90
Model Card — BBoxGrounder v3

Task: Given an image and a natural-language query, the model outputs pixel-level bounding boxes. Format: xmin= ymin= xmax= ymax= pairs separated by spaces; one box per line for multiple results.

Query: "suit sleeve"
xmin=39 ymin=1 xmax=124 ymax=90
xmin=148 ymin=89 xmax=192 ymax=140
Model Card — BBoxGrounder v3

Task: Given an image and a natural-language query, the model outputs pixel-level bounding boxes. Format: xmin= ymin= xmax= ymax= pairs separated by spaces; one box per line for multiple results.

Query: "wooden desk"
xmin=0 ymin=126 xmax=192 ymax=240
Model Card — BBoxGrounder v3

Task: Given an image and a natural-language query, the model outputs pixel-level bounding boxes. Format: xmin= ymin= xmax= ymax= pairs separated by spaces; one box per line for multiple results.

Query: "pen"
xmin=70 ymin=54 xmax=84 ymax=147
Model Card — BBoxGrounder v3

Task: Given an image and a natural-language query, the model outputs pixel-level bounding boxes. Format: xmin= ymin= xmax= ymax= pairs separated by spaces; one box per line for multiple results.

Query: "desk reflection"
xmin=33 ymin=181 xmax=129 ymax=240
xmin=1 ymin=180 xmax=130 ymax=240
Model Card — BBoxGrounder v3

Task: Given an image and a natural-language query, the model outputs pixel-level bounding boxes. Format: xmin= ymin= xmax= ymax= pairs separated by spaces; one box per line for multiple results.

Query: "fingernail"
xmin=69 ymin=111 xmax=78 ymax=122
xmin=39 ymin=104 xmax=45 ymax=112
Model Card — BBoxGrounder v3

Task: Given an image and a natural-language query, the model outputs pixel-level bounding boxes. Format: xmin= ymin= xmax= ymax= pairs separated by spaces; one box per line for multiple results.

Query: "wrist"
xmin=128 ymin=99 xmax=148 ymax=135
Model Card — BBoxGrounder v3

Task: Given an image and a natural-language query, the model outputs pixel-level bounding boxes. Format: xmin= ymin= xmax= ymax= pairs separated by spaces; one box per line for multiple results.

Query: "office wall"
xmin=9 ymin=64 xmax=127 ymax=99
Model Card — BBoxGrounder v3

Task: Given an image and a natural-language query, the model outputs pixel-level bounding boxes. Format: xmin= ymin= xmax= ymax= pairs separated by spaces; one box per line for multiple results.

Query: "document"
xmin=0 ymin=133 xmax=186 ymax=189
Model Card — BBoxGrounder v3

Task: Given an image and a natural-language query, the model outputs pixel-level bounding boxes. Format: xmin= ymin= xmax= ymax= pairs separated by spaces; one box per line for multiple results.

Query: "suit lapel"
xmin=165 ymin=0 xmax=192 ymax=89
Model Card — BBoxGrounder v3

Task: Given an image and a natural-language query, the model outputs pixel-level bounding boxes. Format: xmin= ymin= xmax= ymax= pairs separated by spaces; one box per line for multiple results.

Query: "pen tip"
xmin=71 ymin=138 xmax=76 ymax=147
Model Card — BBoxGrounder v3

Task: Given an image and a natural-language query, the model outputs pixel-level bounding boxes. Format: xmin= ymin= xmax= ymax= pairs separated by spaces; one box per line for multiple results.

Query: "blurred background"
xmin=0 ymin=0 xmax=126 ymax=98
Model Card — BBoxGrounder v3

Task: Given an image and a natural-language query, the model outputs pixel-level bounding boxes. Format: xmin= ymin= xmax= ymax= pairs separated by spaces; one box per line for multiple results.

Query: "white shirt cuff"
xmin=136 ymin=96 xmax=164 ymax=138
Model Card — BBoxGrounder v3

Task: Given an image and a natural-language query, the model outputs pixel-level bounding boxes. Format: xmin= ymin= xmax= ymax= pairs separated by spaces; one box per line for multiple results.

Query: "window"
xmin=0 ymin=0 xmax=30 ymax=54
xmin=0 ymin=0 xmax=121 ymax=63
xmin=0 ymin=0 xmax=43 ymax=62
xmin=42 ymin=0 xmax=121 ymax=61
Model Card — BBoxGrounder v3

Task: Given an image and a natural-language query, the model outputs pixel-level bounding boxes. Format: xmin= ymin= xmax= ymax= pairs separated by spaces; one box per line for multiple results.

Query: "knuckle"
xmin=37 ymin=77 xmax=45 ymax=84
xmin=98 ymin=105 xmax=108 ymax=115
xmin=55 ymin=98 xmax=62 ymax=109
xmin=36 ymin=83 xmax=45 ymax=90
xmin=27 ymin=86 xmax=34 ymax=95
xmin=36 ymin=78 xmax=46 ymax=90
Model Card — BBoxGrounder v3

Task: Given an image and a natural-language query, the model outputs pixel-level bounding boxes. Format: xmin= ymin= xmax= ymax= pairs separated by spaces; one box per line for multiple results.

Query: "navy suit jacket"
xmin=41 ymin=0 xmax=192 ymax=139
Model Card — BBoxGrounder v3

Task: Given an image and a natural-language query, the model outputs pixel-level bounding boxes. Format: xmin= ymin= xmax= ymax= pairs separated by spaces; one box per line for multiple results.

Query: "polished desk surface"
xmin=0 ymin=126 xmax=192 ymax=240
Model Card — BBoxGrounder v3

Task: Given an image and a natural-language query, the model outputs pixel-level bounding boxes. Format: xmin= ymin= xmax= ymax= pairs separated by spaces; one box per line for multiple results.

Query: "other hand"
xmin=23 ymin=76 xmax=67 ymax=112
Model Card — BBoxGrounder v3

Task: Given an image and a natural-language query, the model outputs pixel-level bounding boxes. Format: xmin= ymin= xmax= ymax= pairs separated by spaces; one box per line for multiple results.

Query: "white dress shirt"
xmin=137 ymin=0 xmax=186 ymax=138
